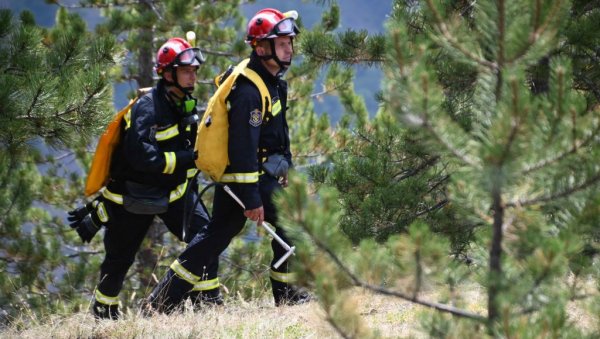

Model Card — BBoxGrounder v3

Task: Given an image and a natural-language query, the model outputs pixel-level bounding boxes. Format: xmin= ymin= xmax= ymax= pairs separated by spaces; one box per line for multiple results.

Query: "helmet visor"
xmin=174 ymin=48 xmax=204 ymax=67
xmin=270 ymin=18 xmax=298 ymax=37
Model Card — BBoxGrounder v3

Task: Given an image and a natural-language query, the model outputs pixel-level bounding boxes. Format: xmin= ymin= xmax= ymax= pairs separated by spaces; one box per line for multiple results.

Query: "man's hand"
xmin=75 ymin=215 xmax=100 ymax=243
xmin=244 ymin=206 xmax=264 ymax=227
xmin=279 ymin=174 xmax=289 ymax=188
xmin=67 ymin=205 xmax=101 ymax=243
xmin=68 ymin=205 xmax=90 ymax=225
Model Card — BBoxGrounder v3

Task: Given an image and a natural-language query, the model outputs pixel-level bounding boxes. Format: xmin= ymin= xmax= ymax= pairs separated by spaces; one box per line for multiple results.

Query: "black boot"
xmin=147 ymin=270 xmax=193 ymax=314
xmin=93 ymin=301 xmax=119 ymax=320
xmin=187 ymin=288 xmax=224 ymax=308
xmin=271 ymin=279 xmax=312 ymax=307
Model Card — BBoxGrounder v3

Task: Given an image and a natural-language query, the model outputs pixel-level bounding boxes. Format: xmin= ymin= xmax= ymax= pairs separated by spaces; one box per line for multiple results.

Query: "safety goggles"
xmin=268 ymin=18 xmax=299 ymax=37
xmin=174 ymin=48 xmax=204 ymax=67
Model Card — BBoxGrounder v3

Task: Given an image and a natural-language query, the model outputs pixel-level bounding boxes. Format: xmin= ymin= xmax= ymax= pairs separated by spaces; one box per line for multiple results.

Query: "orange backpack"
xmin=84 ymin=98 xmax=139 ymax=197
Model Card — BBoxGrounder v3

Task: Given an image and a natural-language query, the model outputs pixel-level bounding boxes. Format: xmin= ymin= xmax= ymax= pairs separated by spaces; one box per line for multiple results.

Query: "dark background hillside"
xmin=3 ymin=0 xmax=390 ymax=123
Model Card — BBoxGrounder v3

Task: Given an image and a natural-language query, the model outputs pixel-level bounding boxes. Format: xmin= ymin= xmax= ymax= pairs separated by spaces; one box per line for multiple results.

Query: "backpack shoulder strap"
xmin=226 ymin=59 xmax=271 ymax=117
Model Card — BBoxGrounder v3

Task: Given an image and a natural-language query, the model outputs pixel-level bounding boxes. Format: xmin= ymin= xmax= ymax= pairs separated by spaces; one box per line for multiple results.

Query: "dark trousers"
xmin=168 ymin=175 xmax=294 ymax=301
xmin=97 ymin=191 xmax=218 ymax=299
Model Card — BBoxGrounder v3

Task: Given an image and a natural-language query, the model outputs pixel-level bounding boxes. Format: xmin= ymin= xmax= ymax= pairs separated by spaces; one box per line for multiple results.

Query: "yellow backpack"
xmin=195 ymin=59 xmax=270 ymax=181
xmin=84 ymin=88 xmax=151 ymax=197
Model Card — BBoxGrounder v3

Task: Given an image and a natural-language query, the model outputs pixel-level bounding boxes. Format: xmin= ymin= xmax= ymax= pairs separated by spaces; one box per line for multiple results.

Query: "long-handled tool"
xmin=222 ymin=185 xmax=295 ymax=269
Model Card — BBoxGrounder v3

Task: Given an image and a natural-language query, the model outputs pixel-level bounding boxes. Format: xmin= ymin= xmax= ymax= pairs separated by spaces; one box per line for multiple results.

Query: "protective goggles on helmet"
xmin=268 ymin=18 xmax=299 ymax=38
xmin=174 ymin=48 xmax=204 ymax=67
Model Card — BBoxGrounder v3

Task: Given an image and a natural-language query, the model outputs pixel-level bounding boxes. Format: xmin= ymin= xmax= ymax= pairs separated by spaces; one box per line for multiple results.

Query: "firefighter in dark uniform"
xmin=148 ymin=8 xmax=311 ymax=311
xmin=68 ymin=37 xmax=220 ymax=319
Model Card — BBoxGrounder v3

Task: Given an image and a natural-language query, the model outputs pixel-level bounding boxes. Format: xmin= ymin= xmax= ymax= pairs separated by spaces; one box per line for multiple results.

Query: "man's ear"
xmin=163 ymin=70 xmax=173 ymax=82
xmin=255 ymin=41 xmax=270 ymax=56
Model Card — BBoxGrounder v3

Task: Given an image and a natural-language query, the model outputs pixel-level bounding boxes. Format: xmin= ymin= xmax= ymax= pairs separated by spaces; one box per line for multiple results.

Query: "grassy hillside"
xmin=1 ymin=293 xmax=420 ymax=338
xmin=2 ymin=287 xmax=597 ymax=338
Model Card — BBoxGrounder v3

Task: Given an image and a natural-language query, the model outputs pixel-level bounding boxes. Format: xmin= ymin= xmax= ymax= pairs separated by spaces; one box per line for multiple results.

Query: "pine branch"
xmin=511 ymin=265 xmax=552 ymax=316
xmin=425 ymin=174 xmax=450 ymax=195
xmin=0 ymin=152 xmax=19 ymax=192
xmin=577 ymin=71 xmax=600 ymax=103
xmin=507 ymin=0 xmax=564 ymax=64
xmin=521 ymin=120 xmax=600 ymax=175
xmin=413 ymin=247 xmax=422 ymax=299
xmin=147 ymin=1 xmax=164 ymax=22
xmin=218 ymin=254 xmax=270 ymax=276
xmin=54 ymin=79 xmax=107 ymax=124
xmin=55 ymin=0 xmax=152 ymax=8
xmin=324 ymin=314 xmax=352 ymax=339
xmin=200 ymin=49 xmax=236 ymax=58
xmin=495 ymin=0 xmax=506 ymax=102
xmin=2 ymin=172 xmax=25 ymax=218
xmin=422 ymin=119 xmax=479 ymax=167
xmin=64 ymin=249 xmax=103 ymax=257
xmin=498 ymin=79 xmax=523 ymax=165
xmin=423 ymin=0 xmax=498 ymax=71
xmin=506 ymin=171 xmax=600 ymax=208
xmin=25 ymin=86 xmax=43 ymax=119
xmin=414 ymin=199 xmax=448 ymax=217
xmin=307 ymin=228 xmax=487 ymax=321
xmin=309 ymin=84 xmax=343 ymax=99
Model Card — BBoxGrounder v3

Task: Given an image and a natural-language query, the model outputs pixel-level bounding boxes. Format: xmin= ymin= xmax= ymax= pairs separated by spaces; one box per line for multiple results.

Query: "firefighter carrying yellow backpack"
xmin=194 ymin=58 xmax=271 ymax=181
xmin=84 ymin=88 xmax=151 ymax=197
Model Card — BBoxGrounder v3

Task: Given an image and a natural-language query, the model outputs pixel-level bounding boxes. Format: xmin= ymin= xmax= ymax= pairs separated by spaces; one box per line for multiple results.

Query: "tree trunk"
xmin=488 ymin=170 xmax=504 ymax=325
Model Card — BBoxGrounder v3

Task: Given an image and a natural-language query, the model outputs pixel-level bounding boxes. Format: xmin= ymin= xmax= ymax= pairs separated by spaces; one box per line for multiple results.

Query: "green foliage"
xmin=218 ymin=226 xmax=273 ymax=301
xmin=0 ymin=8 xmax=118 ymax=323
xmin=318 ymin=114 xmax=475 ymax=252
xmin=284 ymin=0 xmax=600 ymax=337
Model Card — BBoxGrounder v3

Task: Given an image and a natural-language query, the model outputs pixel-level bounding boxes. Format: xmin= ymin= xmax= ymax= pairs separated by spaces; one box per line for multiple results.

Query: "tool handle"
xmin=222 ymin=185 xmax=295 ymax=269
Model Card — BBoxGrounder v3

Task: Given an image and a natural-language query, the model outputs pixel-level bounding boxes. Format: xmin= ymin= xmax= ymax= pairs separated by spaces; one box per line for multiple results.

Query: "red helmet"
xmin=246 ymin=8 xmax=299 ymax=46
xmin=155 ymin=37 xmax=204 ymax=75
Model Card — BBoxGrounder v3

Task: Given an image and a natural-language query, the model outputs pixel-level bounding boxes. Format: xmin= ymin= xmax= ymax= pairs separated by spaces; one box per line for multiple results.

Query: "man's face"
xmin=257 ymin=36 xmax=294 ymax=67
xmin=273 ymin=36 xmax=293 ymax=63
xmin=175 ymin=65 xmax=198 ymax=89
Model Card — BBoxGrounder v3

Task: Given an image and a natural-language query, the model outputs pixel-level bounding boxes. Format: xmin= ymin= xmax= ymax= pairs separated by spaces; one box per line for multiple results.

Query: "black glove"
xmin=67 ymin=204 xmax=101 ymax=243
xmin=75 ymin=215 xmax=100 ymax=243
xmin=67 ymin=204 xmax=90 ymax=224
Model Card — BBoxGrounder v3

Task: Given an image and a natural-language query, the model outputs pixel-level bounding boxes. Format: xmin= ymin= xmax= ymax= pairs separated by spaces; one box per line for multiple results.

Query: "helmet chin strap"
xmin=164 ymin=78 xmax=197 ymax=116
xmin=162 ymin=67 xmax=194 ymax=96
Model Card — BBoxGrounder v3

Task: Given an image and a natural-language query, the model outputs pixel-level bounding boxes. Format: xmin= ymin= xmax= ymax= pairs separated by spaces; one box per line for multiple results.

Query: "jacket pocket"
xmin=123 ymin=181 xmax=169 ymax=215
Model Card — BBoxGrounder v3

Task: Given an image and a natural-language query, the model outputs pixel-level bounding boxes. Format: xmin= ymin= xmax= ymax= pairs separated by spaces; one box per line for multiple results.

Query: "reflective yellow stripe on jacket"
xmin=163 ymin=152 xmax=176 ymax=174
xmin=187 ymin=168 xmax=198 ymax=178
xmin=155 ymin=124 xmax=179 ymax=141
xmin=102 ymin=180 xmax=188 ymax=205
xmin=220 ymin=172 xmax=259 ymax=183
xmin=96 ymin=201 xmax=109 ymax=223
xmin=169 ymin=180 xmax=188 ymax=202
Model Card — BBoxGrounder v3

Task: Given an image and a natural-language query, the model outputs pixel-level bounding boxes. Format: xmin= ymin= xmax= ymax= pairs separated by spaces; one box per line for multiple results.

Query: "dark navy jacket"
xmin=106 ymin=81 xmax=196 ymax=199
xmin=222 ymin=52 xmax=292 ymax=210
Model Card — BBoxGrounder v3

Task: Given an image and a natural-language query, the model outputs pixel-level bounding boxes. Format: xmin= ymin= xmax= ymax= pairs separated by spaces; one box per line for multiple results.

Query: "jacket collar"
xmin=248 ymin=51 xmax=281 ymax=84
xmin=155 ymin=80 xmax=180 ymax=115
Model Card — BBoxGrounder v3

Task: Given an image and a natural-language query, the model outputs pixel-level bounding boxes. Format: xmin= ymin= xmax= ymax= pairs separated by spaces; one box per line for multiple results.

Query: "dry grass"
xmin=1 ymin=285 xmax=597 ymax=338
xmin=0 ymin=292 xmax=434 ymax=339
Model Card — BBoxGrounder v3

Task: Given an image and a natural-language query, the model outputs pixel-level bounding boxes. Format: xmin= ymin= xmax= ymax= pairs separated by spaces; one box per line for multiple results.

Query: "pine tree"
xmin=280 ymin=0 xmax=600 ymax=336
xmin=0 ymin=8 xmax=119 ymax=323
